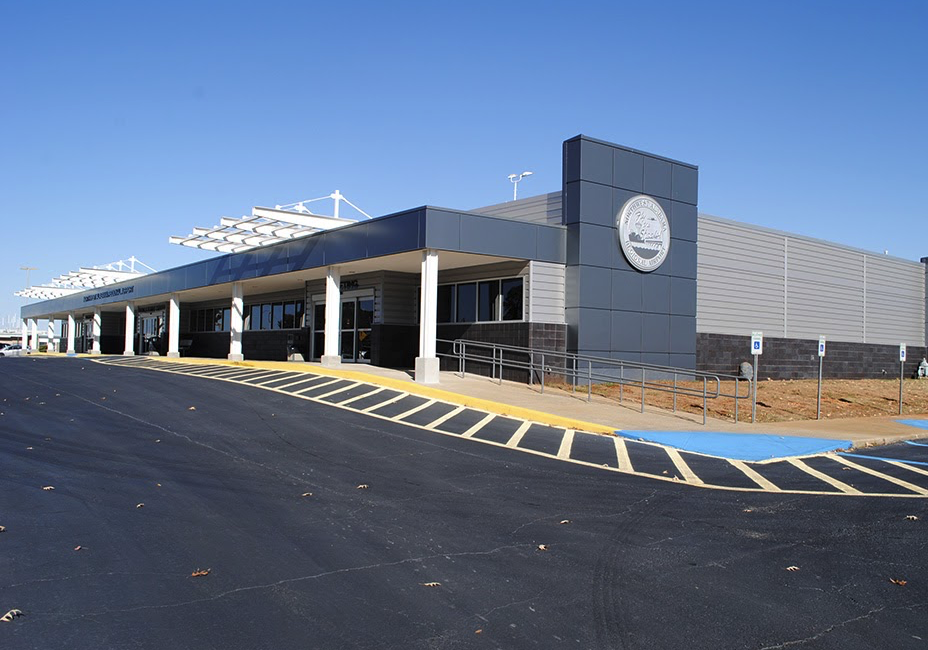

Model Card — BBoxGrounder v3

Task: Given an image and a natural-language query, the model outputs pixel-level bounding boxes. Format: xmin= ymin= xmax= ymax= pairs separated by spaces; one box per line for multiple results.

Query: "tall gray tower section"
xmin=562 ymin=135 xmax=698 ymax=368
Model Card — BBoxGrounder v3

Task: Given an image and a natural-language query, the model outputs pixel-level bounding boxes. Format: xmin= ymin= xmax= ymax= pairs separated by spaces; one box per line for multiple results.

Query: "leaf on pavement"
xmin=188 ymin=406 xmax=196 ymax=411
xmin=420 ymin=582 xmax=441 ymax=587
xmin=559 ymin=519 xmax=571 ymax=525
xmin=25 ymin=447 xmax=32 ymax=450
xmin=191 ymin=568 xmax=211 ymax=577
xmin=301 ymin=492 xmax=313 ymax=497
xmin=785 ymin=566 xmax=800 ymax=572
xmin=890 ymin=578 xmax=907 ymax=586
xmin=906 ymin=515 xmax=918 ymax=521
xmin=475 ymin=629 xmax=483 ymax=634
xmin=42 ymin=486 xmax=54 ymax=491
xmin=0 ymin=526 xmax=5 ymax=533
xmin=74 ymin=545 xmax=83 ymax=551
xmin=136 ymin=503 xmax=144 ymax=508
xmin=357 ymin=484 xmax=369 ymax=490
xmin=0 ymin=609 xmax=23 ymax=622
xmin=537 ymin=544 xmax=549 ymax=551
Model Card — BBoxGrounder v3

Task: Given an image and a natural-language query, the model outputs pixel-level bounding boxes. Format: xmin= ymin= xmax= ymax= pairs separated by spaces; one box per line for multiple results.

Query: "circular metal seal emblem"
xmin=616 ymin=195 xmax=670 ymax=272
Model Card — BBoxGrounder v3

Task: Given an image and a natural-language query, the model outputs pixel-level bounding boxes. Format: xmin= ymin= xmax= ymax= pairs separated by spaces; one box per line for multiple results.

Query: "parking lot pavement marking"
xmin=86 ymin=357 xmax=928 ymax=498
xmin=276 ymin=376 xmax=327 ymax=391
xmin=339 ymin=387 xmax=385 ymax=406
xmin=666 ymin=447 xmax=703 ymax=485
xmin=832 ymin=456 xmax=928 ymax=495
xmin=461 ymin=413 xmax=496 ymax=438
xmin=787 ymin=458 xmax=860 ymax=495
xmin=728 ymin=459 xmax=780 ymax=492
xmin=423 ymin=405 xmax=465 ymax=430
xmin=506 ymin=421 xmax=532 ymax=448
xmin=888 ymin=460 xmax=928 ymax=478
xmin=361 ymin=392 xmax=407 ymax=413
xmin=395 ymin=399 xmax=437 ymax=422
xmin=557 ymin=429 xmax=575 ymax=460
xmin=314 ymin=381 xmax=362 ymax=400
xmin=613 ymin=437 xmax=633 ymax=472
xmin=293 ymin=377 xmax=342 ymax=394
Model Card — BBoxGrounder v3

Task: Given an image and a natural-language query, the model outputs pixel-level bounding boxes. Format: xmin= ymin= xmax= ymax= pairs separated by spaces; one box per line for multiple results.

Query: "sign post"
xmin=899 ymin=344 xmax=906 ymax=415
xmin=751 ymin=331 xmax=763 ymax=424
xmin=817 ymin=336 xmax=826 ymax=420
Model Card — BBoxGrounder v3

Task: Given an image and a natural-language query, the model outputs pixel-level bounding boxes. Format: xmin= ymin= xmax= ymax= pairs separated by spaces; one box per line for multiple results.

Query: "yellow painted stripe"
xmin=614 ymin=437 xmax=633 ymax=472
xmin=461 ymin=413 xmax=496 ymax=438
xmin=557 ymin=429 xmax=575 ymax=460
xmin=888 ymin=460 xmax=928 ymax=478
xmin=275 ymin=376 xmax=327 ymax=391
xmin=728 ymin=459 xmax=780 ymax=491
xmin=361 ymin=393 xmax=407 ymax=413
xmin=293 ymin=377 xmax=342 ymax=394
xmin=506 ymin=421 xmax=532 ymax=448
xmin=394 ymin=399 xmax=437 ymax=422
xmin=665 ymin=448 xmax=703 ymax=485
xmin=339 ymin=387 xmax=386 ymax=406
xmin=787 ymin=458 xmax=860 ymax=494
xmin=423 ymin=405 xmax=465 ymax=430
xmin=315 ymin=382 xmax=362 ymax=400
xmin=832 ymin=457 xmax=928 ymax=495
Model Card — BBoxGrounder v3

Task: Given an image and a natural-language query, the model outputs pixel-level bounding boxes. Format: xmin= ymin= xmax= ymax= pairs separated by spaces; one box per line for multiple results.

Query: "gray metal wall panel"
xmin=697 ymin=214 xmax=926 ymax=346
xmin=470 ymin=192 xmax=563 ymax=226
xmin=528 ymin=261 xmax=566 ymax=324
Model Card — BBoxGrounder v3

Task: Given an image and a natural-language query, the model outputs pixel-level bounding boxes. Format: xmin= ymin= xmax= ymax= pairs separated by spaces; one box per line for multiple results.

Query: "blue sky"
xmin=2 ymin=1 xmax=926 ymax=326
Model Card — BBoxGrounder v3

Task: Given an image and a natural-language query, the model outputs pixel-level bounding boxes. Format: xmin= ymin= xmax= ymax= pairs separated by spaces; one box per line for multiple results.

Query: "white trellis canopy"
xmin=169 ymin=190 xmax=371 ymax=253
xmin=14 ymin=257 xmax=155 ymax=300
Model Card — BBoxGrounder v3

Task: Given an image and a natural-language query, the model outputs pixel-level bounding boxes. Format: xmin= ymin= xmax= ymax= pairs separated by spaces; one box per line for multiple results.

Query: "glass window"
xmin=192 ymin=310 xmax=201 ymax=332
xmin=283 ymin=301 xmax=296 ymax=329
xmin=262 ymin=304 xmax=272 ymax=331
xmin=249 ymin=305 xmax=260 ymax=331
xmin=437 ymin=285 xmax=454 ymax=323
xmin=313 ymin=302 xmax=324 ymax=330
xmin=214 ymin=309 xmax=224 ymax=332
xmin=272 ymin=303 xmax=283 ymax=330
xmin=478 ymin=280 xmax=500 ymax=322
xmin=456 ymin=283 xmax=477 ymax=322
xmin=357 ymin=298 xmax=374 ymax=329
xmin=222 ymin=308 xmax=231 ymax=332
xmin=501 ymin=278 xmax=523 ymax=321
xmin=340 ymin=331 xmax=354 ymax=360
xmin=295 ymin=301 xmax=305 ymax=328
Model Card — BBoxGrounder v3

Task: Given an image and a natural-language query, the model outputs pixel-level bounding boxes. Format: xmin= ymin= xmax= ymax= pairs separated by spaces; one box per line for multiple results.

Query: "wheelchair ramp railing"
xmin=436 ymin=338 xmax=752 ymax=425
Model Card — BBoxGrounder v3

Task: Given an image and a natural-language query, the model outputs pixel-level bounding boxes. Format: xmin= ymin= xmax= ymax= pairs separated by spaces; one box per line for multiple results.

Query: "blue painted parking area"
xmin=897 ymin=418 xmax=928 ymax=431
xmin=616 ymin=430 xmax=852 ymax=462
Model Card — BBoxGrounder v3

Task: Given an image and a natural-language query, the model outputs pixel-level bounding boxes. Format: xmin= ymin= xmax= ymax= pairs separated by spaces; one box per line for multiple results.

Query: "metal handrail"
xmin=436 ymin=338 xmax=753 ymax=425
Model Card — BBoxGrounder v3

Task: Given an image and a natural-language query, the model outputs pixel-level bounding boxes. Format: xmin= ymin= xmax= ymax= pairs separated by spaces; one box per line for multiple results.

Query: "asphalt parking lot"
xmin=1 ymin=357 xmax=926 ymax=649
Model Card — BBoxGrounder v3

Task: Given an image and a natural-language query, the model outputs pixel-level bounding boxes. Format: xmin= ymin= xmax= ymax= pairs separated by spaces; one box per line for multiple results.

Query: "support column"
xmin=123 ymin=303 xmax=136 ymax=356
xmin=321 ymin=266 xmax=341 ymax=367
xmin=415 ymin=249 xmax=440 ymax=384
xmin=30 ymin=319 xmax=39 ymax=351
xmin=228 ymin=282 xmax=244 ymax=361
xmin=21 ymin=319 xmax=28 ymax=348
xmin=90 ymin=308 xmax=102 ymax=355
xmin=47 ymin=319 xmax=56 ymax=353
xmin=167 ymin=294 xmax=180 ymax=358
xmin=66 ymin=313 xmax=76 ymax=355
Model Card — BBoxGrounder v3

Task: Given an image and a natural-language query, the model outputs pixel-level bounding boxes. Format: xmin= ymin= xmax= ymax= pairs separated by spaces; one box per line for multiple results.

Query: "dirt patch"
xmin=551 ymin=378 xmax=928 ymax=423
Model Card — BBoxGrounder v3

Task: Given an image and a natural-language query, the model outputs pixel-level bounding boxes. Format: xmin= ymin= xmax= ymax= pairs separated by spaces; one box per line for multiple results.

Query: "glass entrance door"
xmin=138 ymin=310 xmax=165 ymax=355
xmin=312 ymin=297 xmax=373 ymax=362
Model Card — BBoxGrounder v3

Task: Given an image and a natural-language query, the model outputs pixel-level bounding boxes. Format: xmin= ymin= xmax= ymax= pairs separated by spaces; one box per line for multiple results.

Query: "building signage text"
xmin=616 ymin=195 xmax=670 ymax=272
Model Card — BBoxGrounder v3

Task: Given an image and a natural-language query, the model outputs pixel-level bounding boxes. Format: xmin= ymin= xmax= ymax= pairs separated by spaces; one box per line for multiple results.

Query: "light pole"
xmin=508 ymin=171 xmax=533 ymax=201
xmin=20 ymin=266 xmax=37 ymax=289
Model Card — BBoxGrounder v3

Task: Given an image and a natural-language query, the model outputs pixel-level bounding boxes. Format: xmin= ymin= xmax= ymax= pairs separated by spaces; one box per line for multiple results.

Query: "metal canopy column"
xmin=321 ymin=266 xmax=341 ymax=368
xmin=21 ymin=319 xmax=28 ymax=349
xmin=167 ymin=294 xmax=180 ymax=358
xmin=229 ymin=282 xmax=244 ymax=361
xmin=30 ymin=319 xmax=38 ymax=351
xmin=66 ymin=313 xmax=76 ymax=355
xmin=90 ymin=308 xmax=102 ymax=355
xmin=124 ymin=303 xmax=136 ymax=356
xmin=415 ymin=249 xmax=440 ymax=384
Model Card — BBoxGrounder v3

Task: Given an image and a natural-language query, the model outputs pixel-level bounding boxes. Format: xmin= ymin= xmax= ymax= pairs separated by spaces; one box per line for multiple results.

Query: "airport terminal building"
xmin=18 ymin=135 xmax=928 ymax=382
